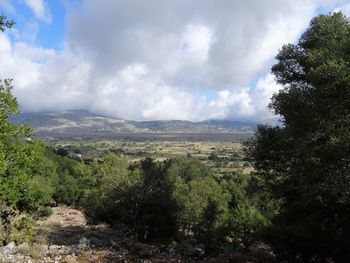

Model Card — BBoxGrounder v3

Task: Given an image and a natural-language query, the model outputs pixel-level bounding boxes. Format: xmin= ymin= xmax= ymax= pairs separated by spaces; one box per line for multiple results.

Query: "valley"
xmin=10 ymin=110 xmax=258 ymax=139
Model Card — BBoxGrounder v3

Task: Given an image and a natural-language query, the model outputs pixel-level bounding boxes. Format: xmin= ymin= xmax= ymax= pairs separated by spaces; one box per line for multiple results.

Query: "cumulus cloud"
xmin=0 ymin=0 xmax=347 ymax=120
xmin=250 ymin=74 xmax=282 ymax=118
xmin=24 ymin=0 xmax=51 ymax=23
xmin=67 ymin=0 xmax=318 ymax=88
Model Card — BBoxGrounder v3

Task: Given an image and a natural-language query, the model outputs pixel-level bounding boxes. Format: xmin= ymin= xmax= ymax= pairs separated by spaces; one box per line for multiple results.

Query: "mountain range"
xmin=9 ymin=110 xmax=280 ymax=140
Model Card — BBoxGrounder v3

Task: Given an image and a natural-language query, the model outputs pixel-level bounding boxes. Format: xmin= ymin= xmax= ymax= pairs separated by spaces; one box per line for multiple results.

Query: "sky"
xmin=0 ymin=0 xmax=349 ymax=121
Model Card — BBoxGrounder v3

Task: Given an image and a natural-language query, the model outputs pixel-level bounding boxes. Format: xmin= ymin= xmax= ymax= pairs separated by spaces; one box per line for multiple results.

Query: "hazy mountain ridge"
xmin=9 ymin=110 xmax=258 ymax=136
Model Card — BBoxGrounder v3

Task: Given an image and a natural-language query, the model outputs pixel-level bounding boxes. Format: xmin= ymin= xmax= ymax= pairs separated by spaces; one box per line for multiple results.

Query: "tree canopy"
xmin=244 ymin=12 xmax=350 ymax=260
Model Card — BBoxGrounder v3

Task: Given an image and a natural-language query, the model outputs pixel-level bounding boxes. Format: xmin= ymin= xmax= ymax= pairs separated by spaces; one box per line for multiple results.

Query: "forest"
xmin=0 ymin=12 xmax=349 ymax=263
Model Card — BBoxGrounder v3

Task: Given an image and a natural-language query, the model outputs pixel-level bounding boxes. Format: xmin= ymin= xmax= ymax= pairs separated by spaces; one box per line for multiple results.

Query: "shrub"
xmin=0 ymin=204 xmax=37 ymax=245
xmin=81 ymin=155 xmax=178 ymax=241
xmin=0 ymin=138 xmax=56 ymax=213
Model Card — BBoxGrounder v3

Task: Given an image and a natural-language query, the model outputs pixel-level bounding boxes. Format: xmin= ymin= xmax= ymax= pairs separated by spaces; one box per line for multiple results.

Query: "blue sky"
xmin=3 ymin=0 xmax=66 ymax=49
xmin=35 ymin=1 xmax=65 ymax=49
xmin=0 ymin=0 xmax=349 ymax=121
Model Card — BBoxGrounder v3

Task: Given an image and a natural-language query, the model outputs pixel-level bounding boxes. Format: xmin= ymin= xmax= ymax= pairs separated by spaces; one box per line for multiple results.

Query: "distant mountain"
xmin=257 ymin=116 xmax=283 ymax=126
xmin=9 ymin=110 xmax=257 ymax=139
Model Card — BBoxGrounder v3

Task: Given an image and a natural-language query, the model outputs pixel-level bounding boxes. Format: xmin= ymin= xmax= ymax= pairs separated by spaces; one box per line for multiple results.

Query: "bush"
xmin=81 ymin=155 xmax=178 ymax=241
xmin=0 ymin=204 xmax=37 ymax=245
xmin=165 ymin=158 xmax=230 ymax=235
xmin=80 ymin=155 xmax=268 ymax=253
xmin=45 ymin=149 xmax=86 ymax=206
xmin=0 ymin=138 xmax=56 ymax=213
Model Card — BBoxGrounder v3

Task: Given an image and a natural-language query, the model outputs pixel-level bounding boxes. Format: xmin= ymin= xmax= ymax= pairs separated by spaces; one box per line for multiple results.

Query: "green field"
xmin=49 ymin=139 xmax=253 ymax=177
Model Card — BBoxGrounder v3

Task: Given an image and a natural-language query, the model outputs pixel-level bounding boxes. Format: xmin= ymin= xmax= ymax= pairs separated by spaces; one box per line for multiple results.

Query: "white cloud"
xmin=251 ymin=74 xmax=282 ymax=118
xmin=25 ymin=0 xmax=51 ymax=23
xmin=333 ymin=3 xmax=350 ymax=16
xmin=180 ymin=24 xmax=214 ymax=63
xmin=0 ymin=0 xmax=348 ymax=121
xmin=66 ymin=0 xmax=320 ymax=89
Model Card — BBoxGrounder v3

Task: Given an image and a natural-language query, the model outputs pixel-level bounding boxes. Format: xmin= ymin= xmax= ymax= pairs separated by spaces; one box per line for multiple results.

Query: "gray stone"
xmin=17 ymin=242 xmax=30 ymax=255
xmin=78 ymin=237 xmax=90 ymax=250
xmin=1 ymin=241 xmax=17 ymax=257
xmin=48 ymin=245 xmax=71 ymax=256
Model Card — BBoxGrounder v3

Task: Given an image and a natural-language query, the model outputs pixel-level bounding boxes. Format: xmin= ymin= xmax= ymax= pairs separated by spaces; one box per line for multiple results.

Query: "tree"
xmin=0 ymin=14 xmax=14 ymax=32
xmin=0 ymin=18 xmax=20 ymax=173
xmin=244 ymin=12 xmax=350 ymax=260
xmin=81 ymin=155 xmax=178 ymax=241
xmin=0 ymin=16 xmax=56 ymax=214
xmin=164 ymin=157 xmax=230 ymax=241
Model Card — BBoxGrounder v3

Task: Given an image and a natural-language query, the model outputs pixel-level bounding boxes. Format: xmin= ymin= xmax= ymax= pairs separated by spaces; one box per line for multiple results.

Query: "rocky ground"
xmin=0 ymin=206 xmax=276 ymax=263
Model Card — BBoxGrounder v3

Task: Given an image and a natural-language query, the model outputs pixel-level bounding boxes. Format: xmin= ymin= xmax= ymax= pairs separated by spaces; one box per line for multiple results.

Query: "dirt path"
xmin=40 ymin=206 xmax=181 ymax=263
xmin=40 ymin=206 xmax=121 ymax=262
xmin=44 ymin=206 xmax=87 ymax=228
xmin=0 ymin=206 xmax=274 ymax=262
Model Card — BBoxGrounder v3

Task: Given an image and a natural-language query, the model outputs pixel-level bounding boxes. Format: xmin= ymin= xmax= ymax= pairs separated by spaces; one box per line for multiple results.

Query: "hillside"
xmin=9 ymin=110 xmax=257 ymax=139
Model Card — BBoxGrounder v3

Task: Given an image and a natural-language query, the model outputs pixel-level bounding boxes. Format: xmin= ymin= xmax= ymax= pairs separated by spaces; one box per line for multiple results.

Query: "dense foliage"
xmin=0 ymin=81 xmax=56 ymax=215
xmin=71 ymin=155 xmax=266 ymax=252
xmin=244 ymin=12 xmax=350 ymax=261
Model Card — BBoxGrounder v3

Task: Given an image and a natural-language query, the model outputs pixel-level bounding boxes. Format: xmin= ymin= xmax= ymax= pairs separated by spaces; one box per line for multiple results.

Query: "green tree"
xmin=164 ymin=158 xmax=230 ymax=235
xmin=0 ymin=17 xmax=23 ymax=195
xmin=220 ymin=174 xmax=268 ymax=248
xmin=81 ymin=155 xmax=178 ymax=241
xmin=0 ymin=14 xmax=14 ymax=32
xmin=0 ymin=17 xmax=55 ymax=214
xmin=244 ymin=12 xmax=350 ymax=260
xmin=0 ymin=137 xmax=56 ymax=212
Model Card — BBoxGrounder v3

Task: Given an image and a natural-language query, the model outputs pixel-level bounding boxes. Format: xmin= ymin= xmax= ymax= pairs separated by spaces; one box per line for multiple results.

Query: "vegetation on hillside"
xmin=0 ymin=12 xmax=349 ymax=262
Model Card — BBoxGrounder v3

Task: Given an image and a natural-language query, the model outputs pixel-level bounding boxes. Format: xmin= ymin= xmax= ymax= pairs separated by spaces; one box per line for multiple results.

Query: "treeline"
xmin=46 ymin=151 xmax=268 ymax=254
xmin=0 ymin=133 xmax=269 ymax=255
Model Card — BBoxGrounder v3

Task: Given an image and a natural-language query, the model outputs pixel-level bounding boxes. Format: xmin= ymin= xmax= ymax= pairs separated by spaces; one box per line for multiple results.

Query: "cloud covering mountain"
xmin=0 ymin=0 xmax=349 ymax=121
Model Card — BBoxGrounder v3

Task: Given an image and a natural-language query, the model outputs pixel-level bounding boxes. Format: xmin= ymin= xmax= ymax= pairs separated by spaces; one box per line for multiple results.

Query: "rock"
xmin=48 ymin=245 xmax=71 ymax=256
xmin=43 ymin=245 xmax=49 ymax=254
xmin=1 ymin=241 xmax=17 ymax=257
xmin=17 ymin=242 xmax=30 ymax=255
xmin=65 ymin=254 xmax=77 ymax=262
xmin=6 ymin=242 xmax=16 ymax=250
xmin=78 ymin=237 xmax=90 ymax=250
xmin=49 ymin=244 xmax=60 ymax=256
